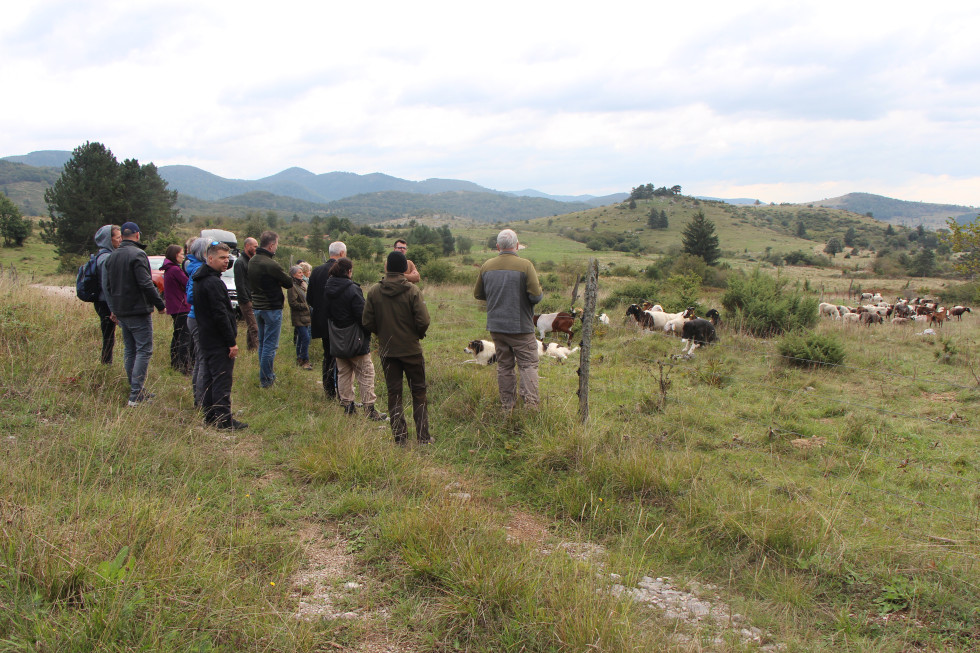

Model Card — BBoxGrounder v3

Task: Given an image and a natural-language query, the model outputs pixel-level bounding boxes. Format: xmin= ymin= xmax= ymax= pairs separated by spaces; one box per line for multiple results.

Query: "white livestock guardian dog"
xmin=463 ymin=339 xmax=497 ymax=365
xmin=543 ymin=342 xmax=580 ymax=363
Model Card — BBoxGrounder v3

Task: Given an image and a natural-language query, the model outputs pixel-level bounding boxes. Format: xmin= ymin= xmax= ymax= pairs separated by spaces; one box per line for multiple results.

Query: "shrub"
xmin=421 ymin=259 xmax=454 ymax=284
xmin=783 ymin=250 xmax=827 ymax=267
xmin=602 ymin=280 xmax=660 ymax=310
xmin=608 ymin=264 xmax=638 ymax=277
xmin=940 ymin=282 xmax=980 ymax=306
xmin=777 ymin=331 xmax=845 ymax=368
xmin=722 ymin=268 xmax=818 ymax=336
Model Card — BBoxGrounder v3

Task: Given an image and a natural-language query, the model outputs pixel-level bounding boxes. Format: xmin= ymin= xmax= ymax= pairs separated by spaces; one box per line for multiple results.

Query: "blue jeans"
xmin=254 ymin=309 xmax=283 ymax=387
xmin=294 ymin=325 xmax=310 ymax=361
xmin=118 ymin=314 xmax=154 ymax=402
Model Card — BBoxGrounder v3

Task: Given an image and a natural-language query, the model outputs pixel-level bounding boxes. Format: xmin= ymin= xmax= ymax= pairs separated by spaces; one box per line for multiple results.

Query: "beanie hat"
xmin=386 ymin=251 xmax=408 ymax=274
xmin=121 ymin=221 xmax=140 ymax=236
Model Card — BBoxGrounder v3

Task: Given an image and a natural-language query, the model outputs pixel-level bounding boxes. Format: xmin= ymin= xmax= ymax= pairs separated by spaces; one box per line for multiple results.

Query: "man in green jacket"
xmin=362 ymin=251 xmax=431 ymax=444
xmin=246 ymin=230 xmax=293 ymax=388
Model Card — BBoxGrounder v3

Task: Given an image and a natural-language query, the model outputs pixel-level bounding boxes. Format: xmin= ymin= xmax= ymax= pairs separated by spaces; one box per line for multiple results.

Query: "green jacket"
xmin=362 ymin=273 xmax=430 ymax=358
xmin=247 ymin=248 xmax=292 ymax=310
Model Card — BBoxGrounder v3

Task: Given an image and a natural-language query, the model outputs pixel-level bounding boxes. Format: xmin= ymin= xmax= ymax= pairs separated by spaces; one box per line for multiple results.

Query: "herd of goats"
xmin=466 ymin=295 xmax=973 ymax=366
xmin=818 ymin=293 xmax=972 ymax=326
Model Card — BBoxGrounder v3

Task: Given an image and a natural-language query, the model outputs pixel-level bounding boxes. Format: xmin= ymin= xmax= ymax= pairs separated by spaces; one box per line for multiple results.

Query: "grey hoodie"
xmin=94 ymin=224 xmax=116 ymax=303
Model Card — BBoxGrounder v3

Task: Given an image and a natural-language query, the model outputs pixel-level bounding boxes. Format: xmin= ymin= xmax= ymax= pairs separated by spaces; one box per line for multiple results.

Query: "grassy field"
xmin=2 ymin=233 xmax=979 ymax=652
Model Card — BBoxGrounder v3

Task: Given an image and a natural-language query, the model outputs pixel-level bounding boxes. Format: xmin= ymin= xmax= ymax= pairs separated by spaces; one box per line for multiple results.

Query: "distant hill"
xmin=321 ymin=191 xmax=592 ymax=223
xmin=505 ymin=188 xmax=629 ymax=206
xmin=811 ymin=192 xmax=978 ymax=229
xmin=2 ymin=150 xmax=71 ymax=168
xmin=0 ymin=160 xmax=61 ymax=216
xmin=1 ymin=150 xmax=609 ymax=207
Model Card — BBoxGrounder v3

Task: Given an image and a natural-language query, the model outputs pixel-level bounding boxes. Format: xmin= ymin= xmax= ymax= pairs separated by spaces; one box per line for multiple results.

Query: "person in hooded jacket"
xmin=324 ymin=258 xmax=386 ymax=421
xmin=162 ymin=244 xmax=193 ymax=375
xmin=184 ymin=237 xmax=209 ymax=406
xmin=92 ymin=224 xmax=121 ymax=364
xmin=363 ymin=251 xmax=431 ymax=444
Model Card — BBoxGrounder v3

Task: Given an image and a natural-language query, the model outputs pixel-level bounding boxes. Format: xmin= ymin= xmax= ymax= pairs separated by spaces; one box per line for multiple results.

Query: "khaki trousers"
xmin=490 ymin=331 xmax=540 ymax=410
xmin=336 ymin=353 xmax=377 ymax=406
xmin=240 ymin=300 xmax=259 ymax=351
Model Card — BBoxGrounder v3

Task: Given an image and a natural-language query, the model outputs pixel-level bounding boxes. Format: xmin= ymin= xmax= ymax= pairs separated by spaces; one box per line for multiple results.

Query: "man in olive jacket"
xmin=362 ymin=251 xmax=431 ymax=444
xmin=246 ymin=230 xmax=293 ymax=388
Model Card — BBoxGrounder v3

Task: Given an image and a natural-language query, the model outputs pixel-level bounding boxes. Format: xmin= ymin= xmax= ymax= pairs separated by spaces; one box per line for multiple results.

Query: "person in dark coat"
xmin=246 ymin=230 xmax=293 ymax=388
xmin=193 ymin=242 xmax=247 ymax=430
xmin=363 ymin=251 xmax=431 ymax=444
xmin=162 ymin=244 xmax=193 ymax=375
xmin=307 ymin=240 xmax=346 ymax=398
xmin=233 ymin=237 xmax=259 ymax=351
xmin=102 ymin=221 xmax=166 ymax=407
xmin=324 ymin=258 xmax=386 ymax=420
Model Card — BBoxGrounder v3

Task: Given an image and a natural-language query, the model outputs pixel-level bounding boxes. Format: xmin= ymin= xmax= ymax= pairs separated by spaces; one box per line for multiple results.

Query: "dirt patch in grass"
xmin=290 ymin=522 xmax=421 ymax=652
xmin=504 ymin=510 xmax=552 ymax=545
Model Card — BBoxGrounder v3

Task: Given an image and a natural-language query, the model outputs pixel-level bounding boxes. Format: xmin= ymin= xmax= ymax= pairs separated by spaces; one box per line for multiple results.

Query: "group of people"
xmin=89 ymin=224 xmax=544 ymax=443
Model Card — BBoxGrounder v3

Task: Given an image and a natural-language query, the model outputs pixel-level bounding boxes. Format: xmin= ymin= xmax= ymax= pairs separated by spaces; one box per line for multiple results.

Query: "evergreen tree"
xmin=308 ymin=216 xmax=325 ymax=257
xmin=42 ymin=142 xmax=178 ymax=256
xmin=844 ymin=226 xmax=856 ymax=247
xmin=647 ymin=208 xmax=668 ymax=229
xmin=647 ymin=208 xmax=659 ymax=229
xmin=116 ymin=159 xmax=179 ymax=238
xmin=437 ymin=225 xmax=455 ymax=255
xmin=908 ymin=247 xmax=936 ymax=277
xmin=795 ymin=220 xmax=807 ymax=238
xmin=681 ymin=210 xmax=720 ymax=265
xmin=0 ymin=193 xmax=31 ymax=247
xmin=825 ymin=237 xmax=843 ymax=257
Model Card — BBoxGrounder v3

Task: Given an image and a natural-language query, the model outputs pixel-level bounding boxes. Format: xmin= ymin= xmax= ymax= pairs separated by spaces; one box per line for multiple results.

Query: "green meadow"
xmin=1 ymin=212 xmax=979 ymax=652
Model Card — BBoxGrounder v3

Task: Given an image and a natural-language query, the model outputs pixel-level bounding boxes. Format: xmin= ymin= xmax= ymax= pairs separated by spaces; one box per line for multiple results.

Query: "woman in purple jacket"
xmin=162 ymin=244 xmax=193 ymax=375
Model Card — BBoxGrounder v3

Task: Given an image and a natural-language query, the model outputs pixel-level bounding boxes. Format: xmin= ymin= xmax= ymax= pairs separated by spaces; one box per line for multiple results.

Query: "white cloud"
xmin=2 ymin=0 xmax=979 ymax=205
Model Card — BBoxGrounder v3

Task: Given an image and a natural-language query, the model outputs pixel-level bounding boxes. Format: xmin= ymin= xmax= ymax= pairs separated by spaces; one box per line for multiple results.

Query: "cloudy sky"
xmin=3 ymin=0 xmax=978 ymax=205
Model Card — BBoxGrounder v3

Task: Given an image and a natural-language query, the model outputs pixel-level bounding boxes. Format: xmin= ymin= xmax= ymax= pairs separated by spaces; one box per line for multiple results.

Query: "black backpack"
xmin=76 ymin=254 xmax=101 ymax=302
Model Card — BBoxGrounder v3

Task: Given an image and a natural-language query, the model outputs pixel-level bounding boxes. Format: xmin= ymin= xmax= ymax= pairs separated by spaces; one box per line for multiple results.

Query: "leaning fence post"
xmin=577 ymin=258 xmax=599 ymax=424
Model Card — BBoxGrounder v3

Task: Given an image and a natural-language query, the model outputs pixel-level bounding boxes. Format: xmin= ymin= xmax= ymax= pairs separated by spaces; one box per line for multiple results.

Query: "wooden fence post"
xmin=578 ymin=258 xmax=599 ymax=424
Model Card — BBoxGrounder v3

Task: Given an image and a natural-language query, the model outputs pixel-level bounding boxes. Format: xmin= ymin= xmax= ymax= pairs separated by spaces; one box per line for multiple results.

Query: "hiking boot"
xmin=217 ymin=419 xmax=249 ymax=431
xmin=343 ymin=402 xmax=357 ymax=416
xmin=127 ymin=391 xmax=155 ymax=407
xmin=365 ymin=404 xmax=388 ymax=421
xmin=417 ymin=437 xmax=434 ymax=445
xmin=300 ymin=359 xmax=313 ymax=370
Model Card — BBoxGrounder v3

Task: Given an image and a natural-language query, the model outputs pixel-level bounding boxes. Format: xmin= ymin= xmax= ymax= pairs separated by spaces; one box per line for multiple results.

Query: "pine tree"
xmin=42 ymin=141 xmax=178 ymax=256
xmin=681 ymin=210 xmax=720 ymax=265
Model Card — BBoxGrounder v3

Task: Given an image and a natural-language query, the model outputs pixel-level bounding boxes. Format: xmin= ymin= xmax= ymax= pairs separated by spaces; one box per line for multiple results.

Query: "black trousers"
xmin=200 ymin=346 xmax=235 ymax=426
xmin=380 ymin=354 xmax=429 ymax=443
xmin=170 ymin=313 xmax=193 ymax=374
xmin=94 ymin=300 xmax=115 ymax=364
xmin=320 ymin=337 xmax=337 ymax=396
